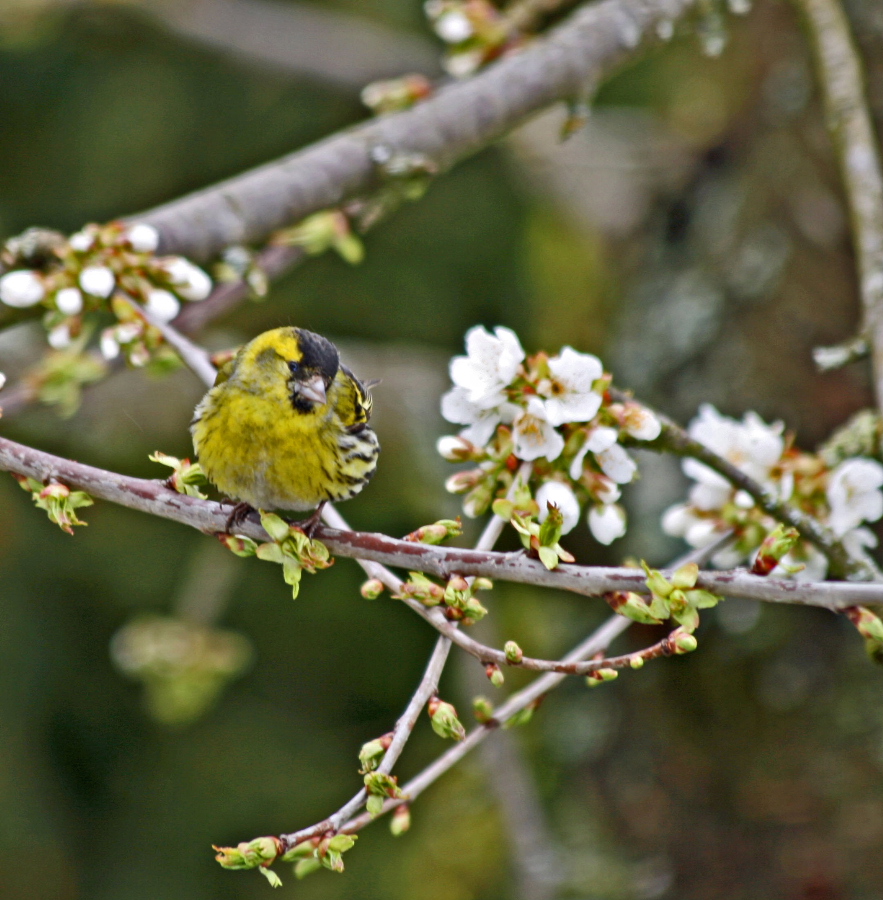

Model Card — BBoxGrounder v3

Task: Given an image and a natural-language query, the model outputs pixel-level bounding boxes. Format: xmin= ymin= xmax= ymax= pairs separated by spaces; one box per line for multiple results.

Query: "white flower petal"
xmin=588 ymin=504 xmax=627 ymax=545
xmin=536 ymin=482 xmax=580 ymax=534
xmin=661 ymin=503 xmax=696 ymax=537
xmin=543 ymin=347 xmax=604 ymax=425
xmin=0 ymin=371 xmax=6 ymax=391
xmin=0 ymin=270 xmax=45 ymax=308
xmin=544 ymin=391 xmax=603 ymax=427
xmin=596 ymin=444 xmax=637 ymax=484
xmin=594 ymin=477 xmax=621 ymax=505
xmin=450 ymin=325 xmax=524 ymax=408
xmin=460 ymin=415 xmax=501 ymax=447
xmin=585 ymin=426 xmax=618 ymax=453
xmin=685 ymin=518 xmax=725 ymax=548
xmin=512 ymin=397 xmax=564 ymax=462
xmin=164 ymin=258 xmax=213 ymax=301
xmin=622 ymin=404 xmax=662 ymax=441
xmin=68 ymin=231 xmax=95 ymax=252
xmin=689 ymin=481 xmax=732 ymax=512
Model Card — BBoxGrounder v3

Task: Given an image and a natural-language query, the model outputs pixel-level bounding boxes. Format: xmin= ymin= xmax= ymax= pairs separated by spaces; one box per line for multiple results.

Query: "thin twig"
xmin=795 ymin=0 xmax=883 ymax=413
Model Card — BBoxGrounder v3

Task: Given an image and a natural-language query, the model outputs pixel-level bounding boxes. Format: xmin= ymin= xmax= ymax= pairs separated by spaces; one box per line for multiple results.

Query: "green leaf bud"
xmin=258 ymin=867 xmax=283 ymax=888
xmin=358 ymin=733 xmax=392 ymax=773
xmin=294 ymin=857 xmax=322 ymax=879
xmin=486 ymin=663 xmax=505 ymax=687
xmin=629 ymin=655 xmax=644 ymax=670
xmin=586 ymin=668 xmax=619 ymax=686
xmin=671 ymin=630 xmax=698 ymax=654
xmin=390 ymin=804 xmax=411 ymax=836
xmin=670 ymin=562 xmax=699 ymax=590
xmin=360 ymin=578 xmax=385 ymax=600
xmin=260 ymin=512 xmax=291 ymax=543
xmin=217 ymin=533 xmax=258 ymax=557
xmin=472 ymin=696 xmax=495 ymax=723
xmin=504 ymin=640 xmax=523 ymax=663
xmin=428 ymin=697 xmax=466 ymax=741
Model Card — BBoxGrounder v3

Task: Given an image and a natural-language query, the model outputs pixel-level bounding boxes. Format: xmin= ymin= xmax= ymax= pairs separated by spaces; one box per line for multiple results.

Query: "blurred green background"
xmin=2 ymin=0 xmax=883 ymax=897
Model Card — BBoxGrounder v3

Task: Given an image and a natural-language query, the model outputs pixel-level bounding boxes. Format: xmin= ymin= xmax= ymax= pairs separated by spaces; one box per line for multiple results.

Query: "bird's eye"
xmin=288 ymin=361 xmax=300 ymax=374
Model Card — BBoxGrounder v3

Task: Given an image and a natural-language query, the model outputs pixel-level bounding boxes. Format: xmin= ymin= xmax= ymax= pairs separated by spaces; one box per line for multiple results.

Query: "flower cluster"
xmin=662 ymin=404 xmax=883 ymax=577
xmin=0 ymin=221 xmax=212 ymax=367
xmin=424 ymin=0 xmax=520 ymax=78
xmin=439 ymin=326 xmax=661 ymax=545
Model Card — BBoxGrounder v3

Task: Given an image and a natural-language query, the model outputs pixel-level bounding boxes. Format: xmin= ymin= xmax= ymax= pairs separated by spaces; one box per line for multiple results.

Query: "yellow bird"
xmin=191 ymin=327 xmax=379 ymax=531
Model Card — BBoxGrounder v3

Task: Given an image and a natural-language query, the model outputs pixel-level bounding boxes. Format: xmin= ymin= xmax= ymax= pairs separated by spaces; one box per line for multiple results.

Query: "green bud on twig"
xmin=586 ymin=668 xmax=619 ymax=687
xmin=472 ymin=696 xmax=495 ymax=724
xmin=390 ymin=804 xmax=411 ymax=836
xmin=358 ymin=733 xmax=393 ymax=773
xmin=486 ymin=663 xmax=505 ymax=687
xmin=428 ymin=696 xmax=466 ymax=741
xmin=404 ymin=518 xmax=462 ymax=544
xmin=360 ymin=578 xmax=385 ymax=600
xmin=504 ymin=640 xmax=523 ymax=663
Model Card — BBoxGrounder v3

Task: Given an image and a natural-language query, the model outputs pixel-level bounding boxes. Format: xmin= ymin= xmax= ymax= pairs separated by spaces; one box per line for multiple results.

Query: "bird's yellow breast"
xmin=192 ymin=359 xmax=378 ymax=512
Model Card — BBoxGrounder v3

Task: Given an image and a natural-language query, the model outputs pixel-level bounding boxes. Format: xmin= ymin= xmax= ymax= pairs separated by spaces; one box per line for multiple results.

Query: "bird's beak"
xmin=297 ymin=374 xmax=327 ymax=405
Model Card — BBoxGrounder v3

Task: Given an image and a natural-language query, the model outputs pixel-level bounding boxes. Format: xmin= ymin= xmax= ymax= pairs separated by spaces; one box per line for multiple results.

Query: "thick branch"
xmin=795 ymin=0 xmax=883 ymax=410
xmin=1 ymin=435 xmax=881 ymax=611
xmin=135 ymin=0 xmax=697 ymax=260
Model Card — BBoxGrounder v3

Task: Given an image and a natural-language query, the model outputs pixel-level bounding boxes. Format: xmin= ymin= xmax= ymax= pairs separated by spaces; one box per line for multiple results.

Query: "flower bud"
xmin=360 ymin=578 xmax=385 ymax=600
xmin=670 ymin=629 xmax=698 ymax=654
xmin=0 ymin=269 xmax=45 ymax=307
xmin=55 ymin=286 xmax=84 ymax=315
xmin=428 ymin=697 xmax=466 ymax=741
xmin=390 ymin=804 xmax=411 ymax=836
xmin=48 ymin=323 xmax=73 ymax=349
xmin=217 ymin=533 xmax=258 ymax=557
xmin=68 ymin=231 xmax=95 ymax=252
xmin=436 ymin=435 xmax=474 ymax=461
xmin=358 ymin=733 xmax=392 ymax=773
xmin=445 ymin=470 xmax=480 ymax=494
xmin=144 ymin=288 xmax=181 ymax=323
xmin=504 ymin=640 xmax=523 ymax=664
xmin=629 ymin=655 xmax=644 ymax=670
xmin=472 ymin=695 xmax=494 ymax=723
xmin=485 ymin=663 xmax=504 ymax=687
xmin=125 ymin=223 xmax=160 ymax=253
xmin=751 ymin=524 xmax=800 ymax=576
xmin=79 ymin=265 xmax=115 ymax=298
xmin=586 ymin=668 xmax=618 ymax=686
xmin=163 ymin=257 xmax=213 ymax=301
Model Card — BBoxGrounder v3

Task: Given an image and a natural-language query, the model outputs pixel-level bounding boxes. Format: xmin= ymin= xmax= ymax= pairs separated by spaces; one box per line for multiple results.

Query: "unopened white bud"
xmin=79 ymin=265 xmax=115 ymax=298
xmin=55 ymin=287 xmax=84 ymax=316
xmin=100 ymin=331 xmax=120 ymax=360
xmin=48 ymin=323 xmax=73 ymax=350
xmin=144 ymin=288 xmax=180 ymax=323
xmin=163 ymin=258 xmax=212 ymax=301
xmin=435 ymin=10 xmax=473 ymax=43
xmin=125 ymin=223 xmax=160 ymax=253
xmin=0 ymin=371 xmax=6 ymax=391
xmin=68 ymin=231 xmax=95 ymax=252
xmin=0 ymin=269 xmax=45 ymax=308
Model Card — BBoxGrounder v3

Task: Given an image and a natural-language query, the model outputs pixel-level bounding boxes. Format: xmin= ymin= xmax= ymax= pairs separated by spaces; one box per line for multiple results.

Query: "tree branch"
xmin=1 ymin=434 xmax=881 ymax=614
xmin=134 ymin=0 xmax=697 ymax=260
xmin=795 ymin=0 xmax=883 ymax=411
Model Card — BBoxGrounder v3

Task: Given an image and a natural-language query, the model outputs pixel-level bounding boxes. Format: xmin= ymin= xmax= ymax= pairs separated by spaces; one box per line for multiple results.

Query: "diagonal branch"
xmin=134 ymin=0 xmax=698 ymax=260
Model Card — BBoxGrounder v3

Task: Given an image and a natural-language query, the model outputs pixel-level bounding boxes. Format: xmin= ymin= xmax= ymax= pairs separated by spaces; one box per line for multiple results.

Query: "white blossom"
xmin=540 ymin=347 xmax=604 ymax=426
xmin=441 ymin=387 xmax=519 ymax=446
xmin=436 ymin=435 xmax=471 ymax=460
xmin=826 ymin=457 xmax=883 ymax=537
xmin=144 ymin=288 xmax=181 ymax=323
xmin=0 ymin=270 xmax=45 ymax=308
xmin=125 ymin=223 xmax=160 ymax=253
xmin=79 ymin=265 xmax=115 ymax=298
xmin=0 ymin=371 xmax=6 ymax=391
xmin=594 ymin=477 xmax=621 ymax=505
xmin=434 ymin=10 xmax=473 ymax=42
xmin=163 ymin=258 xmax=213 ymax=301
xmin=686 ymin=405 xmax=784 ymax=487
xmin=512 ymin=397 xmax=565 ymax=461
xmin=55 ymin=287 xmax=84 ymax=316
xmin=596 ymin=443 xmax=637 ymax=484
xmin=536 ymin=481 xmax=580 ymax=535
xmin=620 ymin=403 xmax=662 ymax=440
xmin=449 ymin=325 xmax=524 ymax=409
xmin=588 ymin=504 xmax=627 ymax=544
xmin=777 ymin=545 xmax=828 ymax=583
xmin=661 ymin=503 xmax=727 ymax=549
xmin=568 ymin=426 xmax=617 ymax=480
xmin=68 ymin=231 xmax=95 ymax=252
xmin=47 ymin=323 xmax=73 ymax=349
xmin=100 ymin=330 xmax=120 ymax=360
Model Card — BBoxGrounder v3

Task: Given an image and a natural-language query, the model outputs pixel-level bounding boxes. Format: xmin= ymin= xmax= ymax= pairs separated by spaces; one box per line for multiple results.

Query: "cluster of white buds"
xmin=0 ymin=221 xmax=212 ymax=367
xmin=424 ymin=0 xmax=518 ymax=78
xmin=438 ymin=326 xmax=661 ymax=545
xmin=662 ymin=404 xmax=883 ymax=578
